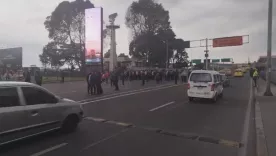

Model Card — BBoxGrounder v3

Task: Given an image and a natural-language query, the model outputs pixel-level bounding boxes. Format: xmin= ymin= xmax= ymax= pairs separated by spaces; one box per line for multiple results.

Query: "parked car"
xmin=220 ymin=74 xmax=230 ymax=87
xmin=187 ymin=70 xmax=223 ymax=103
xmin=0 ymin=82 xmax=83 ymax=146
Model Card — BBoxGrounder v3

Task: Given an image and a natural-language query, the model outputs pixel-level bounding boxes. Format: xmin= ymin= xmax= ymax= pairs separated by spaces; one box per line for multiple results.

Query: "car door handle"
xmin=31 ymin=110 xmax=39 ymax=117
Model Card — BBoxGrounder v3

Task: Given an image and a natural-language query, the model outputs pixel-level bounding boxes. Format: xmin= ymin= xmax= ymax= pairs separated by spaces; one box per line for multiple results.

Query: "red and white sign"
xmin=213 ymin=36 xmax=243 ymax=48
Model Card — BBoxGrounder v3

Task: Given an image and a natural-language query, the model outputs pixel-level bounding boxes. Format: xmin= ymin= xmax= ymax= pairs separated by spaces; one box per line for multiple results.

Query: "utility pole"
xmin=204 ymin=38 xmax=209 ymax=70
xmin=166 ymin=40 xmax=169 ymax=70
xmin=264 ymin=0 xmax=273 ymax=96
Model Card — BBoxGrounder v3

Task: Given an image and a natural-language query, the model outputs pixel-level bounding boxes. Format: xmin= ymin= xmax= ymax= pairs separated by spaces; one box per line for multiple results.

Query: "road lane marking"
xmin=77 ymin=83 xmax=183 ymax=103
xmin=84 ymin=116 xmax=243 ymax=148
xmin=30 ymin=143 xmax=68 ymax=156
xmin=80 ymin=85 xmax=181 ymax=105
xmin=80 ymin=129 xmax=129 ymax=152
xmin=149 ymin=101 xmax=175 ymax=112
xmin=237 ymin=78 xmax=254 ymax=156
xmin=56 ymin=90 xmax=77 ymax=95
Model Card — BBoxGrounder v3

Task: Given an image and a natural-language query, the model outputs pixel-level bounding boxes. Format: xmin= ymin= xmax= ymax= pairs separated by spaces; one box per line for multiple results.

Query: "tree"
xmin=125 ymin=0 xmax=175 ymax=67
xmin=41 ymin=42 xmax=65 ymax=69
xmin=173 ymin=38 xmax=189 ymax=66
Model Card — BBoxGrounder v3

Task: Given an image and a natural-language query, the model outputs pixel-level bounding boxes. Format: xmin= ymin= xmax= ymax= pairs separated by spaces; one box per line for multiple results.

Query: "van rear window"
xmin=190 ymin=73 xmax=212 ymax=82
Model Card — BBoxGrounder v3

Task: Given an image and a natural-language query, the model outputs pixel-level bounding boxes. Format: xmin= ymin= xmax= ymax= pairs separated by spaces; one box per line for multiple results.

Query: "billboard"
xmin=85 ymin=8 xmax=103 ymax=66
xmin=0 ymin=47 xmax=22 ymax=69
xmin=213 ymin=36 xmax=243 ymax=48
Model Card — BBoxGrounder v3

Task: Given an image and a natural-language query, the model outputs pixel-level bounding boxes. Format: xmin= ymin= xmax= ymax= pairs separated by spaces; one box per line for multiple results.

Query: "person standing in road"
xmin=155 ymin=71 xmax=161 ymax=84
xmin=253 ymin=68 xmax=259 ymax=87
xmin=174 ymin=69 xmax=179 ymax=84
xmin=24 ymin=70 xmax=31 ymax=82
xmin=86 ymin=72 xmax=91 ymax=94
xmin=60 ymin=71 xmax=65 ymax=83
xmin=35 ymin=71 xmax=42 ymax=86
xmin=120 ymin=71 xmax=125 ymax=85
xmin=180 ymin=70 xmax=186 ymax=83
xmin=141 ymin=71 xmax=145 ymax=86
xmin=111 ymin=71 xmax=119 ymax=91
xmin=96 ymin=71 xmax=103 ymax=95
xmin=89 ymin=72 xmax=97 ymax=95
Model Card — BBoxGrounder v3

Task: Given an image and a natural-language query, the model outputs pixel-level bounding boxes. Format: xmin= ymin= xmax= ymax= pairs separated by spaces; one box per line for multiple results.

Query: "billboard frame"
xmin=84 ymin=7 xmax=104 ymax=73
xmin=187 ymin=35 xmax=249 ymax=48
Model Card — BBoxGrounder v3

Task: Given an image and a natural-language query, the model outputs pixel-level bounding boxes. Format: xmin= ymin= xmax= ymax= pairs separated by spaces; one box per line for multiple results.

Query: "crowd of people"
xmin=0 ymin=70 xmax=23 ymax=81
xmin=0 ymin=69 xmax=43 ymax=86
xmin=86 ymin=68 xmax=191 ymax=95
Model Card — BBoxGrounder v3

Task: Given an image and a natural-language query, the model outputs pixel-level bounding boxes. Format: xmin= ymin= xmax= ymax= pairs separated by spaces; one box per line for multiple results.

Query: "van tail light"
xmin=187 ymin=83 xmax=190 ymax=89
xmin=211 ymin=84 xmax=215 ymax=91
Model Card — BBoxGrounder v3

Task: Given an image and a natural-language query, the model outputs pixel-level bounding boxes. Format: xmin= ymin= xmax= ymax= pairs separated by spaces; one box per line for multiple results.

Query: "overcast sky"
xmin=0 ymin=0 xmax=275 ymax=66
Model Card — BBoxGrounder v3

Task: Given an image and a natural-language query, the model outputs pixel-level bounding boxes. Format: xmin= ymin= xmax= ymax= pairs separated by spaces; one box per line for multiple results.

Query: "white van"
xmin=187 ymin=70 xmax=223 ymax=102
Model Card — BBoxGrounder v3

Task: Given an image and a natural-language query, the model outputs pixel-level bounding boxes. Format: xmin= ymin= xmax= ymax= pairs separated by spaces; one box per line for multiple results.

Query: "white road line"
xmin=237 ymin=79 xmax=253 ymax=156
xmin=57 ymin=90 xmax=77 ymax=95
xmin=80 ymin=129 xmax=128 ymax=152
xmin=80 ymin=85 xmax=179 ymax=105
xmin=149 ymin=101 xmax=175 ymax=112
xmin=30 ymin=143 xmax=68 ymax=156
xmin=77 ymin=83 xmax=179 ymax=103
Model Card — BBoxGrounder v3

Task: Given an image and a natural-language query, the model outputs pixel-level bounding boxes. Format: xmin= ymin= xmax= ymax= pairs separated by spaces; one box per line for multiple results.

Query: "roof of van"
xmin=191 ymin=70 xmax=219 ymax=74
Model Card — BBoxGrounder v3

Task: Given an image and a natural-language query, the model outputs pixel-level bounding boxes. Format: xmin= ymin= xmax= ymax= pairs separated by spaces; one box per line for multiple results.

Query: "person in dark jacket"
xmin=86 ymin=72 xmax=91 ymax=94
xmin=111 ymin=72 xmax=119 ymax=91
xmin=60 ymin=71 xmax=65 ymax=83
xmin=141 ymin=71 xmax=145 ymax=86
xmin=89 ymin=72 xmax=97 ymax=95
xmin=35 ymin=71 xmax=42 ymax=86
xmin=96 ymin=71 xmax=103 ymax=95
xmin=24 ymin=70 xmax=31 ymax=82
xmin=174 ymin=69 xmax=179 ymax=84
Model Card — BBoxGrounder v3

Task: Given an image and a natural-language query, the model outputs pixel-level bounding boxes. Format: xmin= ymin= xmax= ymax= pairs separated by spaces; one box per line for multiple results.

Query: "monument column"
xmin=106 ymin=13 xmax=120 ymax=72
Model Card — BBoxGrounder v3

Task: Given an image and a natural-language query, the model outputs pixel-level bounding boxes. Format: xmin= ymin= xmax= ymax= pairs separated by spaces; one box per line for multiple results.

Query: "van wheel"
xmin=211 ymin=95 xmax=217 ymax=103
xmin=188 ymin=97 xmax=194 ymax=102
xmin=61 ymin=115 xmax=79 ymax=133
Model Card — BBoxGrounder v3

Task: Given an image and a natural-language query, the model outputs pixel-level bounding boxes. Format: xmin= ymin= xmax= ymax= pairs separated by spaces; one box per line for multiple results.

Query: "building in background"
xmin=103 ymin=56 xmax=144 ymax=71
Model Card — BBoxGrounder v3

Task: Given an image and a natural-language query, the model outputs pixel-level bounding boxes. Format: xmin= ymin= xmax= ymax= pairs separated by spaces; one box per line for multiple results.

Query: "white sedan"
xmin=0 ymin=81 xmax=83 ymax=146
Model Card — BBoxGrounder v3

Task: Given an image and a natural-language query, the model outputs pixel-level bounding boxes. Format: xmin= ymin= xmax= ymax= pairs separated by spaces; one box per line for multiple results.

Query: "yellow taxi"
xmin=241 ymin=68 xmax=247 ymax=73
xmin=234 ymin=69 xmax=244 ymax=77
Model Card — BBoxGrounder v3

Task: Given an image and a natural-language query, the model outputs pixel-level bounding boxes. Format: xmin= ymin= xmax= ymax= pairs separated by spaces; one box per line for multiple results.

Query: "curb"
xmin=42 ymin=79 xmax=85 ymax=84
xmin=254 ymin=88 xmax=269 ymax=156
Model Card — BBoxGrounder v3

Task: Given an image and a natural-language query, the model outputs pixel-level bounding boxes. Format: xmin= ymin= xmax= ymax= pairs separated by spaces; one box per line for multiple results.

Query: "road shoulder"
xmin=254 ymin=78 xmax=276 ymax=156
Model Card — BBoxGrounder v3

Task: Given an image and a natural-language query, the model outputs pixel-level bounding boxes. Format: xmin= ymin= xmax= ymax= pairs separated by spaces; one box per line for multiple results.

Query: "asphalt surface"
xmin=0 ymin=77 xmax=256 ymax=156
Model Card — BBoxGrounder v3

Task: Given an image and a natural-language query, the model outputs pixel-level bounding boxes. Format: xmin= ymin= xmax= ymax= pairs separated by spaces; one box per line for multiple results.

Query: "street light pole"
xmin=264 ymin=0 xmax=273 ymax=96
xmin=166 ymin=40 xmax=168 ymax=70
xmin=204 ymin=38 xmax=209 ymax=70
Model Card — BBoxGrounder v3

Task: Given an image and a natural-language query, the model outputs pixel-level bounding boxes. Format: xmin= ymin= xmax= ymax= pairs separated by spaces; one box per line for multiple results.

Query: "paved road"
xmin=42 ymin=80 xmax=176 ymax=101
xmin=0 ymin=76 xmax=256 ymax=156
